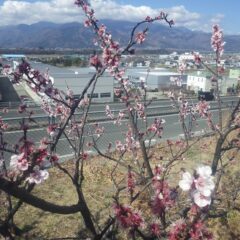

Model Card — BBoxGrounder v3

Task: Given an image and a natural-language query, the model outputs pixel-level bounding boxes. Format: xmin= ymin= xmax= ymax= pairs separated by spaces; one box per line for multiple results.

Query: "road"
xmin=3 ymin=109 xmax=222 ymax=165
xmin=1 ymin=95 xmax=239 ymax=118
xmin=1 ymin=96 xmax=239 ymax=127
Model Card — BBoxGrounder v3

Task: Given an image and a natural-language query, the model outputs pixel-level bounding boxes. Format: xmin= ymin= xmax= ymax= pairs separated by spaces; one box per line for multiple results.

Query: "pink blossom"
xmin=127 ymin=168 xmax=135 ymax=195
xmin=81 ymin=152 xmax=89 ymax=160
xmin=114 ymin=88 xmax=122 ymax=97
xmin=34 ymin=147 xmax=48 ymax=164
xmin=151 ymin=180 xmax=175 ymax=216
xmin=79 ymin=97 xmax=89 ymax=107
xmin=114 ymin=204 xmax=144 ymax=229
xmin=124 ymin=130 xmax=140 ymax=153
xmin=105 ymin=105 xmax=114 ymax=119
xmin=2 ymin=108 xmax=8 ymax=114
xmin=168 ymin=219 xmax=186 ymax=240
xmin=94 ymin=124 xmax=105 ymax=137
xmin=2 ymin=65 xmax=12 ymax=75
xmin=74 ymin=0 xmax=83 ymax=7
xmin=167 ymin=91 xmax=175 ymax=100
xmin=145 ymin=16 xmax=152 ymax=22
xmin=194 ymin=101 xmax=210 ymax=118
xmin=86 ymin=142 xmax=93 ymax=148
xmin=49 ymin=154 xmax=59 ymax=163
xmin=47 ymin=124 xmax=58 ymax=137
xmin=114 ymin=111 xmax=125 ymax=125
xmin=189 ymin=220 xmax=213 ymax=240
xmin=211 ymin=24 xmax=225 ymax=58
xmin=178 ymin=61 xmax=186 ymax=74
xmin=153 ymin=165 xmax=163 ymax=180
xmin=135 ymin=32 xmax=146 ymax=44
xmin=150 ymin=223 xmax=161 ymax=237
xmin=89 ymin=55 xmax=102 ymax=69
xmin=0 ymin=117 xmax=8 ymax=130
xmin=147 ymin=118 xmax=165 ymax=137
xmin=192 ymin=52 xmax=202 ymax=64
xmin=18 ymin=104 xmax=27 ymax=113
xmin=135 ymin=102 xmax=145 ymax=118
xmin=115 ymin=140 xmax=126 ymax=153
xmin=84 ymin=19 xmax=92 ymax=27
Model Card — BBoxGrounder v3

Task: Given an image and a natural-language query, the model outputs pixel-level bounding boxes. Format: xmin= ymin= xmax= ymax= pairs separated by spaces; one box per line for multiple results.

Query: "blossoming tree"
xmin=0 ymin=0 xmax=239 ymax=239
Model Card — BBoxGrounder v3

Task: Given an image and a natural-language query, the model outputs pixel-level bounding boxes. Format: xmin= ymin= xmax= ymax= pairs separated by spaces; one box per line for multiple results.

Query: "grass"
xmin=0 ymin=131 xmax=240 ymax=239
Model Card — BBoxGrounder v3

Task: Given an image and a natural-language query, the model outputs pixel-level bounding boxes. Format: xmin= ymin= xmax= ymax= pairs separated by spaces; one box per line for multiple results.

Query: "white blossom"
xmin=27 ymin=166 xmax=49 ymax=184
xmin=10 ymin=153 xmax=28 ymax=171
xmin=179 ymin=172 xmax=193 ymax=191
xmin=179 ymin=165 xmax=215 ymax=208
xmin=193 ymin=190 xmax=212 ymax=208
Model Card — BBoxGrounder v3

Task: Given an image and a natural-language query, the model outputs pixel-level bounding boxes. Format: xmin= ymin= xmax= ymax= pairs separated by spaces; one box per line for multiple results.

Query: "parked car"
xmin=198 ymin=91 xmax=214 ymax=101
xmin=20 ymin=96 xmax=35 ymax=107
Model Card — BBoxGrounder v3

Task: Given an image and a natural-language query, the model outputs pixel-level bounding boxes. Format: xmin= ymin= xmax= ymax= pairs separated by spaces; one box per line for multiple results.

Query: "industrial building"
xmin=187 ymin=71 xmax=212 ymax=92
xmin=30 ymin=62 xmax=114 ymax=103
xmin=187 ymin=70 xmax=240 ymax=95
xmin=126 ymin=68 xmax=187 ymax=91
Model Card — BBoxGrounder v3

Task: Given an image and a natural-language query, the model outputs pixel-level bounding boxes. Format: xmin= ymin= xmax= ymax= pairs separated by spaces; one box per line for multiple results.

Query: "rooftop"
xmin=188 ymin=71 xmax=212 ymax=78
xmin=229 ymin=69 xmax=240 ymax=79
xmin=1 ymin=54 xmax=26 ymax=58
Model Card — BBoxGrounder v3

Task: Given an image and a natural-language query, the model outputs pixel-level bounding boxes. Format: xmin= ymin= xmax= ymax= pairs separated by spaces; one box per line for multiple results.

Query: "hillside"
xmin=0 ymin=20 xmax=239 ymax=51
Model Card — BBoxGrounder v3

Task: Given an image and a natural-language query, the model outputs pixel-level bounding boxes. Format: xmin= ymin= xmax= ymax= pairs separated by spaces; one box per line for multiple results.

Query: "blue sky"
xmin=117 ymin=0 xmax=240 ymax=33
xmin=0 ymin=0 xmax=239 ymax=34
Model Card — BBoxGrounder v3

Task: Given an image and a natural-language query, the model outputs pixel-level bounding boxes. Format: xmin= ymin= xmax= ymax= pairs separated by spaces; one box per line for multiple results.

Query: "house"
xmin=187 ymin=71 xmax=212 ymax=92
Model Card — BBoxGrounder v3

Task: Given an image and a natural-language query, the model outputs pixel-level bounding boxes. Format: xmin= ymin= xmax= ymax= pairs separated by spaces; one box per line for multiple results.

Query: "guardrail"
xmin=0 ymin=95 xmax=238 ymax=109
xmin=2 ymin=99 xmax=238 ymax=131
xmin=0 ymin=101 xmax=40 ymax=108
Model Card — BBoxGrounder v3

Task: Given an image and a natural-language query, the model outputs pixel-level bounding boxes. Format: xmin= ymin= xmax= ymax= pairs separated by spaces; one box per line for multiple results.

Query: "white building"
xmin=30 ymin=62 xmax=114 ymax=103
xmin=179 ymin=52 xmax=197 ymax=62
xmin=187 ymin=70 xmax=240 ymax=95
xmin=187 ymin=71 xmax=212 ymax=92
xmin=127 ymin=68 xmax=187 ymax=91
xmin=221 ymin=78 xmax=239 ymax=95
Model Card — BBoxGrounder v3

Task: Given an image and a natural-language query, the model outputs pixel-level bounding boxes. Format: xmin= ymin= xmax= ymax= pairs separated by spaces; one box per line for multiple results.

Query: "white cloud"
xmin=0 ymin=0 xmax=80 ymax=25
xmin=0 ymin=0 xmax=223 ymax=32
xmin=210 ymin=13 xmax=224 ymax=24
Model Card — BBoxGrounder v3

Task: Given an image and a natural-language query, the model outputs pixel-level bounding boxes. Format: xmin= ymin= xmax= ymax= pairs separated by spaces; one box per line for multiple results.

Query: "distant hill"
xmin=0 ymin=20 xmax=240 ymax=52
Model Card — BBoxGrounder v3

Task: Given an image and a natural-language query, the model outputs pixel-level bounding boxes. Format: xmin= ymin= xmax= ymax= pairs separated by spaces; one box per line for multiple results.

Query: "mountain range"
xmin=0 ymin=20 xmax=240 ymax=52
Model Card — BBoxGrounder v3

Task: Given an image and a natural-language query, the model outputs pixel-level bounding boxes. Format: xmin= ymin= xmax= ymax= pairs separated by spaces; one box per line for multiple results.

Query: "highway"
xmin=1 ymin=95 xmax=238 ymax=165
xmin=3 ymin=109 xmax=222 ymax=165
xmin=1 ymin=95 xmax=238 ymax=118
xmin=1 ymin=96 xmax=239 ymax=127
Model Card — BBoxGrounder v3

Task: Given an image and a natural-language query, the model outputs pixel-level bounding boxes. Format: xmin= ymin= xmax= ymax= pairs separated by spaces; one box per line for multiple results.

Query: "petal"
xmin=40 ymin=170 xmax=49 ymax=180
xmin=18 ymin=159 xmax=29 ymax=171
xmin=179 ymin=172 xmax=193 ymax=191
xmin=18 ymin=152 xmax=25 ymax=160
xmin=207 ymin=178 xmax=215 ymax=190
xmin=200 ymin=187 xmax=212 ymax=197
xmin=10 ymin=155 xmax=18 ymax=168
xmin=26 ymin=177 xmax=35 ymax=184
xmin=183 ymin=172 xmax=193 ymax=181
xmin=193 ymin=191 xmax=211 ymax=208
xmin=10 ymin=155 xmax=18 ymax=161
xmin=179 ymin=179 xmax=191 ymax=191
xmin=197 ymin=165 xmax=212 ymax=178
